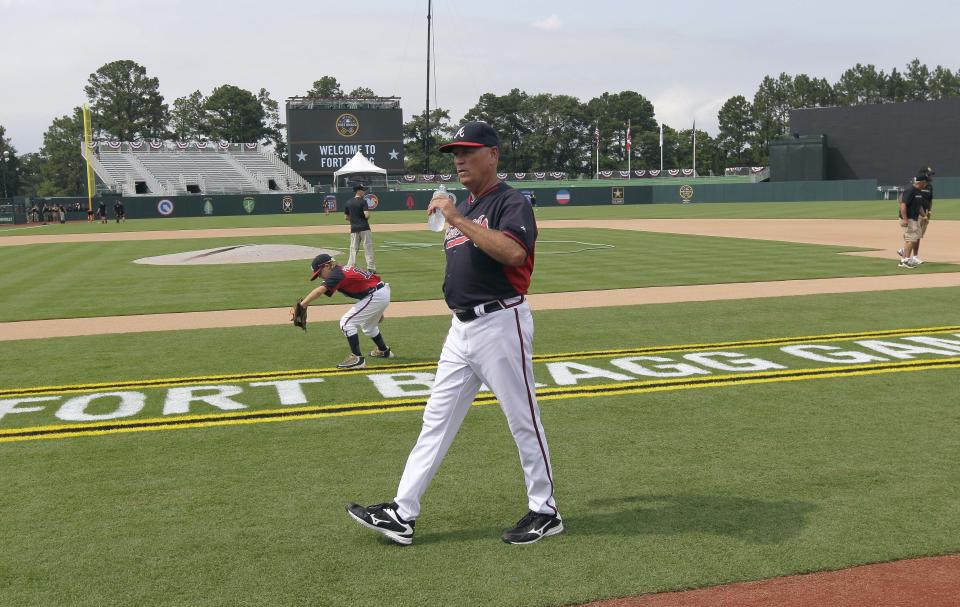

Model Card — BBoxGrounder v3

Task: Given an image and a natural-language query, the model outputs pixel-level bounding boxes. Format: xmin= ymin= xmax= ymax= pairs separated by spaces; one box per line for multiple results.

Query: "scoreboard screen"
xmin=286 ymin=101 xmax=404 ymax=179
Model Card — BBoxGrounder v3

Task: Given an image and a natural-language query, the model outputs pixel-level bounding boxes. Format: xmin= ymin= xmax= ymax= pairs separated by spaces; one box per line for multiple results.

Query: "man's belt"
xmin=453 ymin=296 xmax=524 ymax=322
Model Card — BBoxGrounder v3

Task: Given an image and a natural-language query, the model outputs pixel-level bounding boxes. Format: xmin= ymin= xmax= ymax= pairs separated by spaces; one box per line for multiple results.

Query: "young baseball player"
xmin=294 ymin=254 xmax=393 ymax=369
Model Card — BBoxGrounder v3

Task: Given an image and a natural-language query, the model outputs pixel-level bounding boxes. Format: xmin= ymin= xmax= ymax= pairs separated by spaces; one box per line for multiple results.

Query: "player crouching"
xmin=292 ymin=254 xmax=394 ymax=369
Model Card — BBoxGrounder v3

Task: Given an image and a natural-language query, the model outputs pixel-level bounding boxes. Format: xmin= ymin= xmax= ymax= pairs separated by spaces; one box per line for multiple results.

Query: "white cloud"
xmin=532 ymin=14 xmax=561 ymax=30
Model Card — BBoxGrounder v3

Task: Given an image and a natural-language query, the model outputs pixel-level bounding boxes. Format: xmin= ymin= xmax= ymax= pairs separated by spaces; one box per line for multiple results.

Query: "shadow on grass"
xmin=404 ymin=493 xmax=817 ymax=546
xmin=573 ymin=493 xmax=818 ymax=544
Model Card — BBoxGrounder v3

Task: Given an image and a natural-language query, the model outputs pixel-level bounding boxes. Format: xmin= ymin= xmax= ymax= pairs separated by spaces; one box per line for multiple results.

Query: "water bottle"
xmin=428 ymin=184 xmax=455 ymax=231
xmin=434 ymin=183 xmax=456 ymax=204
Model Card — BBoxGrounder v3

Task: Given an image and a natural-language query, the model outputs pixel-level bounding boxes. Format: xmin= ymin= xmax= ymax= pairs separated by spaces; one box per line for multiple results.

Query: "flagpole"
xmin=626 ymin=119 xmax=631 ymax=177
xmin=595 ymin=125 xmax=599 ymax=180
xmin=659 ymin=123 xmax=663 ymax=172
xmin=692 ymin=119 xmax=696 ymax=178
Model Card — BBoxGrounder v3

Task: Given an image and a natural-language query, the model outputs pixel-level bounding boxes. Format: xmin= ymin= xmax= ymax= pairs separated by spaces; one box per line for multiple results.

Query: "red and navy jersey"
xmin=321 ymin=265 xmax=382 ymax=299
xmin=441 ymin=181 xmax=537 ymax=309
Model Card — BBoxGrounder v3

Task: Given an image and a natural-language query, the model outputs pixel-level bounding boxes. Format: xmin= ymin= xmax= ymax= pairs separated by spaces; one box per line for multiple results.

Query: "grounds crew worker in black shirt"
xmin=343 ymin=184 xmax=376 ymax=272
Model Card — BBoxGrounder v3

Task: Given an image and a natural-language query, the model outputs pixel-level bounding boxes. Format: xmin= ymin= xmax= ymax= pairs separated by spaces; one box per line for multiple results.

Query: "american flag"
xmin=594 ymin=126 xmax=599 ymax=145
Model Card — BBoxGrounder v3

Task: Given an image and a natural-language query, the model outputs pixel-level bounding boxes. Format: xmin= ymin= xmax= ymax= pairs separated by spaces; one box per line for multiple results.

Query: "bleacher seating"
xmin=86 ymin=141 xmax=311 ymax=196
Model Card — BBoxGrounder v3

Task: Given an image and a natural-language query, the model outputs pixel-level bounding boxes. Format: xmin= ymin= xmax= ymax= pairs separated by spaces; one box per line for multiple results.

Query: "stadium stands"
xmin=84 ymin=141 xmax=311 ymax=196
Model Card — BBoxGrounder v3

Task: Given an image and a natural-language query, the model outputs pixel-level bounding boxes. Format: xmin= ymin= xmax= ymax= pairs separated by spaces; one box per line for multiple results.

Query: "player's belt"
xmin=363 ymin=282 xmax=386 ymax=297
xmin=453 ymin=296 xmax=524 ymax=322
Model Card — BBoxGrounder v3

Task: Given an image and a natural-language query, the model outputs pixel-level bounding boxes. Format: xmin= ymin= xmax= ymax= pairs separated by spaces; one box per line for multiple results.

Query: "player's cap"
xmin=353 ymin=183 xmax=366 ymax=192
xmin=310 ymin=254 xmax=334 ymax=281
xmin=915 ymin=171 xmax=930 ymax=182
xmin=439 ymin=121 xmax=500 ymax=152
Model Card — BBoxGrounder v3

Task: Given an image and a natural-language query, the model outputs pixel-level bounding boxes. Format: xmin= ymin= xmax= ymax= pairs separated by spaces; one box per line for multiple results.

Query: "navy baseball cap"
xmin=310 ymin=254 xmax=334 ymax=281
xmin=353 ymin=183 xmax=366 ymax=192
xmin=439 ymin=121 xmax=500 ymax=152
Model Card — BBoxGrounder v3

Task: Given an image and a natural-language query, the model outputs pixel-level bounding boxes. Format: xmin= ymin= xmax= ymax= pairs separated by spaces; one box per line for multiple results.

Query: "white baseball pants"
xmin=339 ymin=284 xmax=390 ymax=338
xmin=394 ymin=300 xmax=558 ymax=521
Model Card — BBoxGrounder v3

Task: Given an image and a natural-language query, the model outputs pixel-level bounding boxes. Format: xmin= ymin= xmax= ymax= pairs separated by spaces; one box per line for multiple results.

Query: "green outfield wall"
xmin=19 ymin=177 xmax=960 ymax=221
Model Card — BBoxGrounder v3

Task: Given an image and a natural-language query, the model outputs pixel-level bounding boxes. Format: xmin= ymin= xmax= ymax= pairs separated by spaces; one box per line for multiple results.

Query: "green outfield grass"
xmin=2 ymin=199 xmax=958 ymax=236
xmin=2 ymin=226 xmax=957 ymax=322
xmin=2 ymin=203 xmax=959 ymax=606
xmin=1 ymin=290 xmax=959 ymax=607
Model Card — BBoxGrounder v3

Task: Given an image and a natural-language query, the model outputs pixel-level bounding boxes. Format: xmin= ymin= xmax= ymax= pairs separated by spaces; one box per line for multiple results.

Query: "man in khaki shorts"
xmin=897 ymin=170 xmax=930 ymax=268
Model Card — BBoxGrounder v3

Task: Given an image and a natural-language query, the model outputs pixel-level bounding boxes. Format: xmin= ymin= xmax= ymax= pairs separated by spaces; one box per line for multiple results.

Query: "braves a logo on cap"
xmin=455 ymin=126 xmax=466 ymax=138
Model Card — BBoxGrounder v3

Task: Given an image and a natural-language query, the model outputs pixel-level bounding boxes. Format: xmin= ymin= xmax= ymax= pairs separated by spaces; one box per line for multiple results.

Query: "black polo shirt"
xmin=441 ymin=182 xmax=537 ymax=310
xmin=902 ymin=185 xmax=925 ymax=220
xmin=344 ymin=196 xmax=371 ymax=233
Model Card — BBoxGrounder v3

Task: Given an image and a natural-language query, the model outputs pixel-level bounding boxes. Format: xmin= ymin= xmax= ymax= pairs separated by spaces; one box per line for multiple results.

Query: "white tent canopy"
xmin=333 ymin=151 xmax=387 ymax=190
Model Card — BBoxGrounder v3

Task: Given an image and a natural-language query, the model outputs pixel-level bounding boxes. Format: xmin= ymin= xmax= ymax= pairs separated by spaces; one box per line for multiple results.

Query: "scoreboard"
xmin=286 ymin=98 xmax=405 ymax=182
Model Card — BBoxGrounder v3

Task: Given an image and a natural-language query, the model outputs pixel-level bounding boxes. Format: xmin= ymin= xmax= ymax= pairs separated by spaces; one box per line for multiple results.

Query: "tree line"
xmin=2 ymin=57 xmax=958 ymax=197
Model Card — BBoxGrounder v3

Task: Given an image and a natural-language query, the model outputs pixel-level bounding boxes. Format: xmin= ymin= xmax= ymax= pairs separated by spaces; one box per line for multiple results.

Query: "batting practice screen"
xmin=789 ymin=97 xmax=960 ymax=185
xmin=286 ymin=99 xmax=404 ymax=183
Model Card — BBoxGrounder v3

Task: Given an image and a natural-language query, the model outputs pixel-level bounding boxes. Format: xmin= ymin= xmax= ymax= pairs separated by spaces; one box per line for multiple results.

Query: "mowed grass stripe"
xmin=4 ymin=356 xmax=959 ymax=444
xmin=4 ymin=324 xmax=959 ymax=398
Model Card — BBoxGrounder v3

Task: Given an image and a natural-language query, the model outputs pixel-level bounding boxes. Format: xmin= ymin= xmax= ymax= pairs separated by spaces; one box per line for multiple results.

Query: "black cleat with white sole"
xmin=501 ymin=510 xmax=563 ymax=545
xmin=346 ymin=501 xmax=415 ymax=545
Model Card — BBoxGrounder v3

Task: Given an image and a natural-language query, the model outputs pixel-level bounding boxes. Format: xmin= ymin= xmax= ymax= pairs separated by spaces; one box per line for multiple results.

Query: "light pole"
xmin=1 ymin=150 xmax=10 ymax=198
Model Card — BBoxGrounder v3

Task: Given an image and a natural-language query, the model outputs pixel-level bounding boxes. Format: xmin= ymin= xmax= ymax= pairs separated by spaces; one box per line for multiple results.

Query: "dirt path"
xmin=5 ymin=219 xmax=959 ymax=264
xmin=3 ymin=219 xmax=960 ymax=341
xmin=581 ymin=554 xmax=960 ymax=607
xmin=4 ymin=272 xmax=960 ymax=342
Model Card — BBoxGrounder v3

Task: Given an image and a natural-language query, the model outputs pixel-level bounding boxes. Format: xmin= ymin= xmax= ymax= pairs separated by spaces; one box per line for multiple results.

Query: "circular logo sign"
xmin=335 ymin=113 xmax=360 ymax=137
xmin=556 ymin=189 xmax=571 ymax=205
xmin=679 ymin=184 xmax=694 ymax=203
xmin=157 ymin=199 xmax=175 ymax=216
xmin=364 ymin=194 xmax=380 ymax=210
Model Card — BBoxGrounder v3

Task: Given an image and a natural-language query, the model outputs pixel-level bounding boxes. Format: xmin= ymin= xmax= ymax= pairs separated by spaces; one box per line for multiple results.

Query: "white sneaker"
xmin=898 ymin=259 xmax=917 ymax=268
xmin=911 ymin=256 xmax=923 ymax=265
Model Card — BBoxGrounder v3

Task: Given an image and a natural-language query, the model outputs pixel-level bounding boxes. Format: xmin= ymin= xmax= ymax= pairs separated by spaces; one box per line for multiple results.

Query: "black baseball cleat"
xmin=345 ymin=501 xmax=415 ymax=545
xmin=501 ymin=510 xmax=564 ymax=545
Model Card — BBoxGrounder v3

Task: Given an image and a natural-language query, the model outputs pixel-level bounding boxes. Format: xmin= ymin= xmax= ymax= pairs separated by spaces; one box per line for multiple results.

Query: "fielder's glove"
xmin=292 ymin=300 xmax=308 ymax=331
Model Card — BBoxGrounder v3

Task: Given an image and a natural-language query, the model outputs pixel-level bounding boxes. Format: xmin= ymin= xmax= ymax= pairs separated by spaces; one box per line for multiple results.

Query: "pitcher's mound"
xmin=134 ymin=244 xmax=343 ymax=265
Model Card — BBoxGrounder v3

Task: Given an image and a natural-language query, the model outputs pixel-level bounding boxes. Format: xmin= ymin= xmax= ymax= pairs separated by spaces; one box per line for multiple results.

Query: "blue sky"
xmin=2 ymin=0 xmax=958 ymax=153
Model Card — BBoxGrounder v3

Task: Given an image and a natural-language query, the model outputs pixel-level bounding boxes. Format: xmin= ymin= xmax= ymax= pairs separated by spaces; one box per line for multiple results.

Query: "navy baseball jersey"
xmin=321 ymin=266 xmax=382 ymax=299
xmin=442 ymin=182 xmax=537 ymax=309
